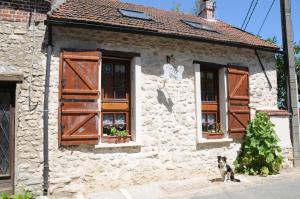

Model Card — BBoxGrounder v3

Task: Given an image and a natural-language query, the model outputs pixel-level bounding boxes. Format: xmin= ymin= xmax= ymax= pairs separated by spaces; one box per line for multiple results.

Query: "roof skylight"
xmin=119 ymin=9 xmax=151 ymax=20
xmin=182 ymin=20 xmax=217 ymax=32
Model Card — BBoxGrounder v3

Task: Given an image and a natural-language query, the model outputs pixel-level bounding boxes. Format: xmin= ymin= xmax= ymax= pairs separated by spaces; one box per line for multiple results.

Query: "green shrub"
xmin=234 ymin=112 xmax=284 ymax=176
xmin=0 ymin=191 xmax=32 ymax=199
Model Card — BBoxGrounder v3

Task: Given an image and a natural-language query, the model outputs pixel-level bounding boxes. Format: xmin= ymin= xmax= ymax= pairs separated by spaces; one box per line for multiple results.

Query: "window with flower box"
xmin=101 ymin=59 xmax=131 ymax=143
xmin=200 ymin=68 xmax=221 ymax=138
xmin=59 ymin=51 xmax=134 ymax=146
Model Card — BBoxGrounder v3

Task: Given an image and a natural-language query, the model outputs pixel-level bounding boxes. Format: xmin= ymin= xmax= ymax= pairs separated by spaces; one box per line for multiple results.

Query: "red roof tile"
xmin=48 ymin=0 xmax=278 ymax=50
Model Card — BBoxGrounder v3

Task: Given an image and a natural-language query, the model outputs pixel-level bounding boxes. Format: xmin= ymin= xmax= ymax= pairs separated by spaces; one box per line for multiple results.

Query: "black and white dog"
xmin=217 ymin=156 xmax=240 ymax=182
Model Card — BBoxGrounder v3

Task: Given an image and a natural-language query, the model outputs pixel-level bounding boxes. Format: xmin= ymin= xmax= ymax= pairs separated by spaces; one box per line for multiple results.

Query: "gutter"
xmin=45 ymin=18 xmax=283 ymax=54
xmin=43 ymin=24 xmax=52 ymax=196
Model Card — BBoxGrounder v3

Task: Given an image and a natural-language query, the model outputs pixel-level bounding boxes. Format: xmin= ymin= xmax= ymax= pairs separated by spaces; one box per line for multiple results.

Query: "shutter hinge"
xmin=61 ymin=79 xmax=66 ymax=89
xmin=61 ymin=124 xmax=65 ymax=133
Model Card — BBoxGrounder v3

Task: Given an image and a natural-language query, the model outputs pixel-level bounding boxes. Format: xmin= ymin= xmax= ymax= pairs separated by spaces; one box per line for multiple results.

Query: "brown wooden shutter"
xmin=227 ymin=66 xmax=250 ymax=139
xmin=59 ymin=51 xmax=101 ymax=146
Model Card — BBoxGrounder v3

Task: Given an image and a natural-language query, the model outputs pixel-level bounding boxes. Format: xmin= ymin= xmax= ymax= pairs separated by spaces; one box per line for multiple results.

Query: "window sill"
xmin=197 ymin=138 xmax=233 ymax=144
xmin=95 ymin=142 xmax=142 ymax=149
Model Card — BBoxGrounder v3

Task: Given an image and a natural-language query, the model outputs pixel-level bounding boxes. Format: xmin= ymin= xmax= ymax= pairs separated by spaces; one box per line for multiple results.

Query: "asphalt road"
xmin=191 ymin=176 xmax=300 ymax=199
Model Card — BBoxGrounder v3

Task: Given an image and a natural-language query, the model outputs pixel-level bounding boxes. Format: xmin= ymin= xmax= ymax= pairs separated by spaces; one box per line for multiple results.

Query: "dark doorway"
xmin=0 ymin=83 xmax=15 ymax=195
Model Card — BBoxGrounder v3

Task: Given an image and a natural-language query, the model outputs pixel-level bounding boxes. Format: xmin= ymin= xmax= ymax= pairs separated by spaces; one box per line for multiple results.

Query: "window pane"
xmin=207 ymin=114 xmax=216 ymax=123
xmin=115 ymin=113 xmax=126 ymax=131
xmin=103 ymin=114 xmax=114 ymax=136
xmin=201 ymin=89 xmax=206 ymax=101
xmin=207 ymin=114 xmax=216 ymax=133
xmin=201 ymin=71 xmax=205 ymax=80
xmin=0 ymin=92 xmax=10 ymax=176
xmin=114 ymin=64 xmax=126 ymax=99
xmin=206 ymin=72 xmax=215 ymax=101
xmin=207 ymin=90 xmax=215 ymax=101
xmin=201 ymin=71 xmax=217 ymax=102
xmin=102 ymin=64 xmax=113 ymax=98
xmin=207 ymin=72 xmax=214 ymax=80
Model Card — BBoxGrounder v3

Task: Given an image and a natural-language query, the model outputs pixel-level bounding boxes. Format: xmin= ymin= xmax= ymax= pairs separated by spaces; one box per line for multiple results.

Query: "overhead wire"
xmin=257 ymin=0 xmax=276 ymax=36
xmin=241 ymin=0 xmax=255 ymax=29
xmin=243 ymin=0 xmax=259 ymax=30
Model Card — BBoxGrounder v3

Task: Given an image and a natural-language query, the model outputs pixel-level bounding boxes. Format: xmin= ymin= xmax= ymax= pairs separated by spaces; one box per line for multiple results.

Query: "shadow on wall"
xmin=59 ymin=145 xmax=141 ymax=154
xmin=157 ymin=89 xmax=173 ymax=112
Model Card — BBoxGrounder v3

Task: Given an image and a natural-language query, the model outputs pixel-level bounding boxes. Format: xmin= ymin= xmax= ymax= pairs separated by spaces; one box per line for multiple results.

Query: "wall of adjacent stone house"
xmin=0 ymin=21 xmax=47 ymax=196
xmin=42 ymin=26 xmax=280 ymax=198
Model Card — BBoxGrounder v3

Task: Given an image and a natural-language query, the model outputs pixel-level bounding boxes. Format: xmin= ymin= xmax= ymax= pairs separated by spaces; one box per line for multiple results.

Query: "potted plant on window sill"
xmin=203 ymin=123 xmax=224 ymax=139
xmin=110 ymin=127 xmax=130 ymax=144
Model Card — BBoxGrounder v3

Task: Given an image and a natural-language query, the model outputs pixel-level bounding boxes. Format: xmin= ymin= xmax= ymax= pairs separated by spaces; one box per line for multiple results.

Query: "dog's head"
xmin=217 ymin=156 xmax=227 ymax=168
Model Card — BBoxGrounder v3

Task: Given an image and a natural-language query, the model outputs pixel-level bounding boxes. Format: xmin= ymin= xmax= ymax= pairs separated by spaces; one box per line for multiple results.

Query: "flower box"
xmin=203 ymin=132 xmax=224 ymax=139
xmin=102 ymin=136 xmax=131 ymax=144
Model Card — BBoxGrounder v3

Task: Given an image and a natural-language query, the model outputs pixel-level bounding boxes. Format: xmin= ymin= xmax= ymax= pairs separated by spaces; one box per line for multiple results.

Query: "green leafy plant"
xmin=0 ymin=191 xmax=33 ymax=199
xmin=110 ymin=127 xmax=128 ymax=137
xmin=110 ymin=127 xmax=118 ymax=136
xmin=234 ymin=112 xmax=284 ymax=176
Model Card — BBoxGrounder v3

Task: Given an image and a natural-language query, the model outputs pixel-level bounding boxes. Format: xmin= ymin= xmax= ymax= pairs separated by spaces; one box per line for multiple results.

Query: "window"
xmin=59 ymin=51 xmax=136 ymax=146
xmin=195 ymin=63 xmax=229 ymax=142
xmin=201 ymin=69 xmax=219 ymax=135
xmin=181 ymin=20 xmax=217 ymax=32
xmin=119 ymin=9 xmax=151 ymax=20
xmin=101 ymin=59 xmax=131 ymax=143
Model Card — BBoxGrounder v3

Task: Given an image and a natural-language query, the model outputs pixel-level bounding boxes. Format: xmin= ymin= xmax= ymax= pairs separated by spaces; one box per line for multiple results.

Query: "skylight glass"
xmin=182 ymin=20 xmax=217 ymax=32
xmin=119 ymin=9 xmax=151 ymax=20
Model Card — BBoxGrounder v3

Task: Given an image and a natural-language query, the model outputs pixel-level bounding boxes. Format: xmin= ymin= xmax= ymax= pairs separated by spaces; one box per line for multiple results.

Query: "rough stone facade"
xmin=0 ymin=20 xmax=47 ymax=196
xmin=46 ymin=27 xmax=280 ymax=198
xmin=0 ymin=20 xmax=291 ymax=198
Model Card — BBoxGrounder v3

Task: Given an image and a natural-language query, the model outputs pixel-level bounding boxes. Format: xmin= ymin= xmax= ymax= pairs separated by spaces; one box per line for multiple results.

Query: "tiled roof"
xmin=48 ymin=0 xmax=278 ymax=50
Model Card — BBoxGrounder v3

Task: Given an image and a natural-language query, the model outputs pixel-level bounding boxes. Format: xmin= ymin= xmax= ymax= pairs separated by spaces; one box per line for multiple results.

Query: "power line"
xmin=243 ymin=0 xmax=259 ymax=30
xmin=257 ymin=0 xmax=276 ymax=36
xmin=241 ymin=0 xmax=255 ymax=29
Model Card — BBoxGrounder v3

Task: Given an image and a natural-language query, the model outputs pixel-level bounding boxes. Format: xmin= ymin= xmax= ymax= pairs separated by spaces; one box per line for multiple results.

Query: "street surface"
xmin=191 ymin=176 xmax=300 ymax=199
xmin=89 ymin=168 xmax=300 ymax=199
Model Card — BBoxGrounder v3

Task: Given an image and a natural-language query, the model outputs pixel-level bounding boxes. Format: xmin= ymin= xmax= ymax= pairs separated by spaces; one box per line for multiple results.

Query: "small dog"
xmin=217 ymin=156 xmax=240 ymax=182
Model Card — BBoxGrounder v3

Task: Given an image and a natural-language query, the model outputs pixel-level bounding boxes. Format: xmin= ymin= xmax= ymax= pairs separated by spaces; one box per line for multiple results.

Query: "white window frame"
xmin=95 ymin=56 xmax=142 ymax=148
xmin=194 ymin=63 xmax=232 ymax=143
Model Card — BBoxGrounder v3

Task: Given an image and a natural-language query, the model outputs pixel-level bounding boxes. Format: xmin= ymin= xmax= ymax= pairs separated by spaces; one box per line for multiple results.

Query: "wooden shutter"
xmin=227 ymin=66 xmax=250 ymax=139
xmin=59 ymin=51 xmax=101 ymax=146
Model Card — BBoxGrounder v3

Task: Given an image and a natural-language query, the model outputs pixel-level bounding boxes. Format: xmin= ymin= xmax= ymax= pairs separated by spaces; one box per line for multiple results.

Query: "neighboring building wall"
xmin=43 ymin=26 xmax=279 ymax=198
xmin=0 ymin=21 xmax=47 ymax=196
xmin=0 ymin=0 xmax=50 ymax=22
xmin=0 ymin=0 xmax=50 ymax=196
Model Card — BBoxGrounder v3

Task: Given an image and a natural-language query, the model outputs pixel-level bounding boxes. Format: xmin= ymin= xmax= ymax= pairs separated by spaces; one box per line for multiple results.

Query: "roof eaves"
xmin=45 ymin=17 xmax=280 ymax=53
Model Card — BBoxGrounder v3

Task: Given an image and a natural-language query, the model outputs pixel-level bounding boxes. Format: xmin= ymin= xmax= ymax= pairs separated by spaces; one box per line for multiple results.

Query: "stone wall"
xmin=45 ymin=27 xmax=279 ymax=198
xmin=0 ymin=21 xmax=47 ymax=196
xmin=0 ymin=20 xmax=284 ymax=198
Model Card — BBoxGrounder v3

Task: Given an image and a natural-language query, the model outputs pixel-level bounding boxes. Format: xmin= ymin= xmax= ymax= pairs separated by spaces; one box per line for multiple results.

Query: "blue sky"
xmin=122 ymin=0 xmax=299 ymax=45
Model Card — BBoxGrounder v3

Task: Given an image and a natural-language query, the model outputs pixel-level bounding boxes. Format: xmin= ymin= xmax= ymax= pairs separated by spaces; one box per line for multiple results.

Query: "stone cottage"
xmin=0 ymin=0 xmax=293 ymax=198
